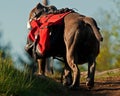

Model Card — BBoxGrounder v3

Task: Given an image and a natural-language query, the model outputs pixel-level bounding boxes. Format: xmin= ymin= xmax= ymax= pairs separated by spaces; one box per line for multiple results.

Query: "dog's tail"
xmin=83 ymin=17 xmax=103 ymax=42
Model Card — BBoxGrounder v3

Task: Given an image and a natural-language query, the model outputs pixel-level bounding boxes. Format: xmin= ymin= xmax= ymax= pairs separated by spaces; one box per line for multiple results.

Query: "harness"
xmin=25 ymin=6 xmax=75 ymax=61
xmin=27 ymin=11 xmax=72 ymax=57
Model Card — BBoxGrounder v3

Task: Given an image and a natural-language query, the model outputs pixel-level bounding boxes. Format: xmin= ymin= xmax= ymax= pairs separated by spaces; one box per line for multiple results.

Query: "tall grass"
xmin=0 ymin=51 xmax=68 ymax=96
xmin=0 ymin=52 xmax=34 ymax=96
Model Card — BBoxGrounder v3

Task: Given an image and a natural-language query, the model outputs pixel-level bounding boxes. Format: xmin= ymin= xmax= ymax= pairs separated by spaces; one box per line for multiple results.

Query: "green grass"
xmin=0 ymin=52 xmax=68 ymax=96
xmin=0 ymin=52 xmax=33 ymax=96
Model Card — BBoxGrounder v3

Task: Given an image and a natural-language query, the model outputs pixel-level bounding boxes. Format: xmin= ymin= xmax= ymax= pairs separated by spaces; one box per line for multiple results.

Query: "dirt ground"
xmin=68 ymin=80 xmax=120 ymax=96
xmin=67 ymin=71 xmax=120 ymax=96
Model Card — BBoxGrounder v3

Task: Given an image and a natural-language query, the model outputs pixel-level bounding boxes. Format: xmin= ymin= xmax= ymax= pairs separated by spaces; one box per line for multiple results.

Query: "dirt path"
xmin=66 ymin=69 xmax=120 ymax=96
xmin=68 ymin=80 xmax=120 ymax=96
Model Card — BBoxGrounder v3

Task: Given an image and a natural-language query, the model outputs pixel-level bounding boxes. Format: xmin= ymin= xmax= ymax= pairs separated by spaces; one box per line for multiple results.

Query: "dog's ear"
xmin=36 ymin=3 xmax=44 ymax=9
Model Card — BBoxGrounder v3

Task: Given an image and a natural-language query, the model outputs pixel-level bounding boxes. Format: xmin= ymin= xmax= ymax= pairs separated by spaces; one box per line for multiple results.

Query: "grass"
xmin=95 ymin=69 xmax=120 ymax=81
xmin=0 ymin=52 xmax=68 ymax=96
xmin=80 ymin=68 xmax=120 ymax=83
xmin=0 ymin=52 xmax=33 ymax=96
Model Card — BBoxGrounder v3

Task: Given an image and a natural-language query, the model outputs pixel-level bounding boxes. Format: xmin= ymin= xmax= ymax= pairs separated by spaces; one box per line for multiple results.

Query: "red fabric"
xmin=28 ymin=12 xmax=71 ymax=55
